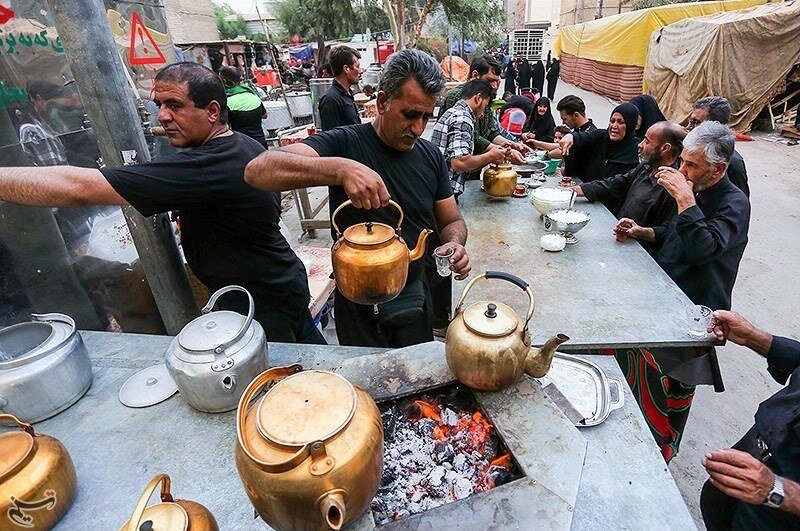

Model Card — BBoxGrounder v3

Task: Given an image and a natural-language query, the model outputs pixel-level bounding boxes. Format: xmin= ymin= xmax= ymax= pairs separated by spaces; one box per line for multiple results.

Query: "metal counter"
xmin=27 ymin=331 xmax=696 ymax=530
xmin=457 ymin=178 xmax=714 ymax=350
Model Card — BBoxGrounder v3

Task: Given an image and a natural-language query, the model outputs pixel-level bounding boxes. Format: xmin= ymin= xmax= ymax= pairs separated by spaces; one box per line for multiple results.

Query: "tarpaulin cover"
xmin=440 ymin=55 xmax=470 ymax=82
xmin=554 ymin=0 xmax=766 ymax=68
xmin=289 ymin=44 xmax=314 ymax=61
xmin=645 ymin=1 xmax=800 ymax=132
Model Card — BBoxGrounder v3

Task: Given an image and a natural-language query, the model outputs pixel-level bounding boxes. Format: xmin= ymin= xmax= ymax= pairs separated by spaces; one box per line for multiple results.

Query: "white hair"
xmin=683 ymin=121 xmax=735 ymax=165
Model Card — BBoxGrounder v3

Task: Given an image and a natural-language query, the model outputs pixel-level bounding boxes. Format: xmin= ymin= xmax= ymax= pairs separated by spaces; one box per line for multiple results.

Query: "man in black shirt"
xmin=701 ymin=310 xmax=800 ymax=530
xmin=219 ymin=66 xmax=268 ymax=148
xmin=246 ymin=49 xmax=472 ymax=348
xmin=0 ymin=62 xmax=323 ymax=343
xmin=573 ymin=121 xmax=686 ymax=246
xmin=528 ymin=95 xmax=597 ymax=179
xmin=688 ymin=96 xmax=749 ymax=197
xmin=318 ymin=46 xmax=362 ymax=130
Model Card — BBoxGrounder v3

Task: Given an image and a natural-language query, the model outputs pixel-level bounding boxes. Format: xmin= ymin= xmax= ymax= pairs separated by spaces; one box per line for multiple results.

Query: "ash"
xmin=371 ymin=386 xmax=517 ymax=525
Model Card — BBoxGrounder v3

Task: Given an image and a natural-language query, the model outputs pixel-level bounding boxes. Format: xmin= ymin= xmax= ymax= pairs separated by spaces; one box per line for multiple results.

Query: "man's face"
xmin=560 ymin=109 xmax=579 ymax=129
xmin=344 ymin=59 xmax=362 ymax=85
xmin=473 ymin=95 xmax=489 ymax=119
xmin=472 ymin=70 xmax=500 ymax=92
xmin=678 ymin=147 xmax=726 ymax=192
xmin=376 ymin=79 xmax=437 ymax=151
xmin=637 ymin=125 xmax=664 ymax=165
xmin=687 ymin=107 xmax=709 ymax=131
xmin=154 ymin=80 xmax=219 ymax=148
xmin=554 ymin=130 xmax=565 ymax=142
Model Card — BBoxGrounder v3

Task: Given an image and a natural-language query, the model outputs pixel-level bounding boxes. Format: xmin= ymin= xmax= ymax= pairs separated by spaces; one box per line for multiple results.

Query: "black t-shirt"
xmin=101 ymin=132 xmax=310 ymax=318
xmin=228 ymin=106 xmax=267 ymax=146
xmin=318 ymin=80 xmax=360 ymax=131
xmin=303 ymin=124 xmax=453 ymax=274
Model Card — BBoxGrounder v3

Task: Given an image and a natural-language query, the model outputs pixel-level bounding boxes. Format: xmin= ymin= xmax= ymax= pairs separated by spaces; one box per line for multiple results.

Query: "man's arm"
xmin=433 ymin=196 xmax=470 ymax=280
xmin=0 ymin=166 xmax=126 ymax=207
xmin=451 ymin=148 xmax=507 ymax=174
xmin=244 ymin=143 xmax=390 ymax=210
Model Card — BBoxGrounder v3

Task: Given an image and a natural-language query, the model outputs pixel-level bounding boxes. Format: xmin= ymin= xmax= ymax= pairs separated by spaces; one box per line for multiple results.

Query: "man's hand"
xmin=558 ymin=133 xmax=574 ymax=156
xmin=488 ymin=147 xmax=510 ymax=165
xmin=506 ymin=148 xmax=525 ymax=165
xmin=436 ymin=242 xmax=471 ymax=280
xmin=570 ymin=185 xmax=584 ymax=197
xmin=656 ymin=166 xmax=695 ymax=211
xmin=511 ymin=141 xmax=532 ymax=155
xmin=339 ymin=160 xmax=390 ymax=209
xmin=521 ymin=132 xmax=536 ymax=145
xmin=614 ymin=217 xmax=643 ymax=242
xmin=709 ymin=310 xmax=773 ymax=355
xmin=703 ymin=449 xmax=774 ymax=505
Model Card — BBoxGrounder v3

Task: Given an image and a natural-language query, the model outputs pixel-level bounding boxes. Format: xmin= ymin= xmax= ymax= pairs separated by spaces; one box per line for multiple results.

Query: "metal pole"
xmin=255 ymin=3 xmax=294 ymax=122
xmin=46 ymin=0 xmax=199 ymax=334
xmin=595 ymin=0 xmax=604 ymax=19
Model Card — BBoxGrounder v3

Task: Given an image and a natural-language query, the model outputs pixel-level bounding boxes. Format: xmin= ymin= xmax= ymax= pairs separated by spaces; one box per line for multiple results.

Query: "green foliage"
xmin=213 ymin=3 xmax=252 ymax=39
xmin=274 ymin=0 xmax=389 ymax=40
xmin=631 ymin=0 xmax=708 ymax=9
xmin=441 ymin=0 xmax=506 ymax=45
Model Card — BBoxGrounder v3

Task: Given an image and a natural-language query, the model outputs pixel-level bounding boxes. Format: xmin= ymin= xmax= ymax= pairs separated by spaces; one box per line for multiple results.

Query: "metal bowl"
xmin=544 ymin=209 xmax=591 ymax=244
xmin=530 ymin=187 xmax=576 ymax=217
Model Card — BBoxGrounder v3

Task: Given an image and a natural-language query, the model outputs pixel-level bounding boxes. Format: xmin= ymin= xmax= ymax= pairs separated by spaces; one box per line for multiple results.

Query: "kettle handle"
xmin=331 ymin=199 xmax=404 ymax=238
xmin=236 ymin=364 xmax=319 ymax=473
xmin=30 ymin=312 xmax=76 ymax=332
xmin=0 ymin=413 xmax=35 ymax=436
xmin=453 ymin=271 xmax=536 ymax=332
xmin=201 ymin=285 xmax=255 ymax=356
xmin=125 ymin=474 xmax=177 ymax=531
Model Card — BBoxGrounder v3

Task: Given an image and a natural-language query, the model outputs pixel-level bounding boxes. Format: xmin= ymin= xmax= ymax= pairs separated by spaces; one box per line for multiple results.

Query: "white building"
xmin=163 ymin=0 xmax=220 ymax=42
xmin=505 ymin=0 xmax=563 ymax=59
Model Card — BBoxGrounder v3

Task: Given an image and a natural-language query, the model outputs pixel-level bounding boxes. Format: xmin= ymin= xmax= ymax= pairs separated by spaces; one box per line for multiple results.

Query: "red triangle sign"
xmin=0 ymin=6 xmax=14 ymax=24
xmin=129 ymin=12 xmax=166 ymax=65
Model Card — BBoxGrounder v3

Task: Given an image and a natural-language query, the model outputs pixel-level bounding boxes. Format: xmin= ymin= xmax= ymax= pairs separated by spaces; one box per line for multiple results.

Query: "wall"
xmin=162 ymin=0 xmax=219 ymax=43
xmin=559 ymin=0 xmax=632 ymax=26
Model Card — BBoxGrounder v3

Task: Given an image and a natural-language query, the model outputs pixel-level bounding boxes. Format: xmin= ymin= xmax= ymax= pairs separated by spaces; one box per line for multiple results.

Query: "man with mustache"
xmin=0 ymin=62 xmax=325 ymax=344
xmin=245 ymin=49 xmax=472 ymax=348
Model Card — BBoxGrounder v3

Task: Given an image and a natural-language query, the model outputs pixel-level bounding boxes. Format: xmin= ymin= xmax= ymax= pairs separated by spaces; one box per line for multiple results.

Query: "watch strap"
xmin=764 ymin=475 xmax=785 ymax=508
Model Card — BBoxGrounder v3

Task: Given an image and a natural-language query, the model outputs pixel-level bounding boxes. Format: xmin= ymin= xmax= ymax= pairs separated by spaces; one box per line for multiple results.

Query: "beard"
xmin=690 ymin=169 xmax=717 ymax=192
xmin=638 ymin=149 xmax=652 ymax=165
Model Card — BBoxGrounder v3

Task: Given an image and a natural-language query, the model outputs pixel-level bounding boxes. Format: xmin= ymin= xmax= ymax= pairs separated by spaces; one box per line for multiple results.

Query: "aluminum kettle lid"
xmin=178 ymin=311 xmax=246 ymax=353
xmin=342 ymin=222 xmax=395 ymax=246
xmin=119 ymin=502 xmax=188 ymax=531
xmin=119 ymin=364 xmax=178 ymax=408
xmin=463 ymin=301 xmax=519 ymax=338
xmin=256 ymin=371 xmax=357 ymax=447
xmin=0 ymin=430 xmax=34 ymax=481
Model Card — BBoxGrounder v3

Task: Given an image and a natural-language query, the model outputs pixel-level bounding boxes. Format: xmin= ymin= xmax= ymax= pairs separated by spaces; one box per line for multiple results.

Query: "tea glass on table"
xmin=687 ymin=305 xmax=713 ymax=338
xmin=433 ymin=246 xmax=454 ymax=277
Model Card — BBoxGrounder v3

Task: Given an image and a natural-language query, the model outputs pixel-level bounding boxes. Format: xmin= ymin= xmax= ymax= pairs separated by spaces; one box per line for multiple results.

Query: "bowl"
xmin=540 ymin=233 xmax=567 ymax=252
xmin=530 ymin=187 xmax=576 ymax=217
xmin=544 ymin=209 xmax=591 ymax=244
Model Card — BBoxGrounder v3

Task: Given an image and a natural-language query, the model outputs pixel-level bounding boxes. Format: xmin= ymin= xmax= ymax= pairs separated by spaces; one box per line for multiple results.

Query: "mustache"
xmin=402 ymin=130 xmax=419 ymax=140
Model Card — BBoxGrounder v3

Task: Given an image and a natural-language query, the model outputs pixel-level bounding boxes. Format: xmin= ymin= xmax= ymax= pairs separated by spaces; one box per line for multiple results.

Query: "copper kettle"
xmin=235 ymin=365 xmax=383 ymax=530
xmin=0 ymin=413 xmax=77 ymax=530
xmin=120 ymin=474 xmax=218 ymax=531
xmin=483 ymin=163 xmax=518 ymax=197
xmin=331 ymin=199 xmax=431 ymax=305
xmin=445 ymin=272 xmax=569 ymax=390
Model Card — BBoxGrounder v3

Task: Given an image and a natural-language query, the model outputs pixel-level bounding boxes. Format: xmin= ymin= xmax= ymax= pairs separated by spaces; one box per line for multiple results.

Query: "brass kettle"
xmin=120 ymin=474 xmax=218 ymax=531
xmin=235 ymin=365 xmax=383 ymax=530
xmin=483 ymin=163 xmax=518 ymax=197
xmin=0 ymin=413 xmax=77 ymax=530
xmin=331 ymin=199 xmax=431 ymax=305
xmin=445 ymin=272 xmax=569 ymax=391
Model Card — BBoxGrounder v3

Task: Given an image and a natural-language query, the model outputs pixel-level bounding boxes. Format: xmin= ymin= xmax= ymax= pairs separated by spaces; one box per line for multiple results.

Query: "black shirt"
xmin=563 ymin=119 xmax=597 ymax=179
xmin=228 ymin=106 xmax=267 ymax=147
xmin=727 ymin=149 xmax=749 ymax=198
xmin=101 ymin=132 xmax=310 ymax=318
xmin=318 ymin=80 xmax=360 ymax=131
xmin=653 ymin=176 xmax=750 ymax=311
xmin=756 ymin=335 xmax=800 ymax=481
xmin=303 ymin=123 xmax=453 ymax=276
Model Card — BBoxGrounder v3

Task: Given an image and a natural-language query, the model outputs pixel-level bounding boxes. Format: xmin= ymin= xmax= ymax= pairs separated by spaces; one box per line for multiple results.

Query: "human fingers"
xmin=708 ymin=449 xmax=756 ymax=468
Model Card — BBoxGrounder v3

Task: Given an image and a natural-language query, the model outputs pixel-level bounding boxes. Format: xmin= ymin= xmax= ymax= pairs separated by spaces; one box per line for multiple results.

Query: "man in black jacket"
xmin=318 ymin=46 xmax=362 ymax=130
xmin=701 ymin=310 xmax=800 ymax=530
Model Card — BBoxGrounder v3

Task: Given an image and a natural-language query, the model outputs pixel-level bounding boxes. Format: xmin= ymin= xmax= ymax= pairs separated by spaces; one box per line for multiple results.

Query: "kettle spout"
xmin=524 ymin=333 xmax=570 ymax=378
xmin=409 ymin=229 xmax=433 ymax=262
xmin=320 ymin=491 xmax=346 ymax=530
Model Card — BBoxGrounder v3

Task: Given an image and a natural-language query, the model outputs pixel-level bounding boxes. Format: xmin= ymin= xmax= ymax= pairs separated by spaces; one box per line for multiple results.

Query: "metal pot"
xmin=120 ymin=474 xmax=218 ymax=531
xmin=0 ymin=413 xmax=77 ymax=530
xmin=236 ymin=365 xmax=383 ymax=530
xmin=483 ymin=163 xmax=518 ymax=197
xmin=286 ymin=91 xmax=314 ymax=118
xmin=445 ymin=272 xmax=569 ymax=390
xmin=0 ymin=313 xmax=92 ymax=423
xmin=310 ymin=78 xmax=334 ymax=128
xmin=166 ymin=286 xmax=268 ymax=413
xmin=331 ymin=200 xmax=431 ymax=305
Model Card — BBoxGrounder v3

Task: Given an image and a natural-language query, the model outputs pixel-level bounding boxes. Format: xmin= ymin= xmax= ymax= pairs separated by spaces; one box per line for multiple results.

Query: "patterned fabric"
xmin=430 ymin=99 xmax=475 ymax=195
xmin=439 ymin=83 xmax=501 ymax=153
xmin=18 ymin=122 xmax=68 ymax=167
xmin=603 ymin=347 xmax=696 ymax=462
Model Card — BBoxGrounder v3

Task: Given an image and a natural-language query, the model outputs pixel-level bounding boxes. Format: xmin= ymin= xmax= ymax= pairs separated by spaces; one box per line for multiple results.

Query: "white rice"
xmin=532 ymin=187 xmax=572 ymax=202
xmin=548 ymin=209 xmax=589 ymax=224
xmin=540 ymin=233 xmax=566 ymax=251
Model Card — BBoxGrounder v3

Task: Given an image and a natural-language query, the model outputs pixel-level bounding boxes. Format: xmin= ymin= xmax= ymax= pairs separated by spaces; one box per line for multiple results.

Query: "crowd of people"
xmin=0 ymin=46 xmax=795 ymax=530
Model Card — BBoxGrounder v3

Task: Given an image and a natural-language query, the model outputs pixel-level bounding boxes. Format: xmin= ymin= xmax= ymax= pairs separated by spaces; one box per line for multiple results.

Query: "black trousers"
xmin=255 ymin=307 xmax=326 ymax=344
xmin=701 ymin=427 xmax=800 ymax=530
xmin=334 ymin=283 xmax=434 ymax=348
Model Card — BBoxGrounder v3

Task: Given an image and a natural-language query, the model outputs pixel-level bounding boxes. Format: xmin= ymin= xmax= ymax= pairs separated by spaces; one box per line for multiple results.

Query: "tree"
xmin=274 ymin=0 xmax=389 ymax=41
xmin=213 ymin=3 xmax=252 ymax=39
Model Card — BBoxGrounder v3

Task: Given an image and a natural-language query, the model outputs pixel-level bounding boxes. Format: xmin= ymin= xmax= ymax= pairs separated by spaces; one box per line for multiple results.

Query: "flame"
xmin=489 ymin=452 xmax=512 ymax=469
xmin=480 ymin=452 xmax=513 ymax=490
xmin=467 ymin=411 xmax=493 ymax=450
xmin=413 ymin=400 xmax=442 ymax=422
xmin=432 ymin=425 xmax=447 ymax=441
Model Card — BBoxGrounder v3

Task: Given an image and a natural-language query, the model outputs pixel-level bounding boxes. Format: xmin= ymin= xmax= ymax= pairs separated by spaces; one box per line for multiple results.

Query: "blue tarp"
xmin=289 ymin=44 xmax=314 ymax=61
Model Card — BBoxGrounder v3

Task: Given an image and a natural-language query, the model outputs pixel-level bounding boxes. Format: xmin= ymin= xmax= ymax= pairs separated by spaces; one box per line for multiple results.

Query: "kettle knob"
xmin=485 ymin=303 xmax=497 ymax=318
xmin=365 ymin=221 xmax=373 ymax=233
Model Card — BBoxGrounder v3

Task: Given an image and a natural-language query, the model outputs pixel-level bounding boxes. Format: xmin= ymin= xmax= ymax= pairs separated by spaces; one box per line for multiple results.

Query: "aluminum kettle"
xmin=166 ymin=286 xmax=268 ymax=413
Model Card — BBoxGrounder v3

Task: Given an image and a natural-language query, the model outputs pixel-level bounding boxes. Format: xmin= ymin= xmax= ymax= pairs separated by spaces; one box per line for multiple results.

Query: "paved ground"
xmin=281 ymin=81 xmax=800 ymax=528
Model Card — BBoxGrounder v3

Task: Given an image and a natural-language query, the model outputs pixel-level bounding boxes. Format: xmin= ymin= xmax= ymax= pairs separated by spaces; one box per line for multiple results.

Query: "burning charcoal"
xmin=410 ymin=490 xmax=425 ymax=503
xmin=452 ymin=476 xmax=473 ymax=500
xmin=427 ymin=465 xmax=446 ymax=487
xmin=433 ymin=441 xmax=454 ymax=463
xmin=453 ymin=452 xmax=467 ymax=472
xmin=491 ymin=467 xmax=513 ymax=488
xmin=441 ymin=407 xmax=458 ymax=427
xmin=442 ymin=461 xmax=453 ymax=470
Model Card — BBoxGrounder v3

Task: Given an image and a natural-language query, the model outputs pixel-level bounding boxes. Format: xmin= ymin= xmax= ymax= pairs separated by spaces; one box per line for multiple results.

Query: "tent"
xmin=440 ymin=55 xmax=470 ymax=82
xmin=644 ymin=1 xmax=800 ymax=131
xmin=553 ymin=0 xmax=766 ymax=101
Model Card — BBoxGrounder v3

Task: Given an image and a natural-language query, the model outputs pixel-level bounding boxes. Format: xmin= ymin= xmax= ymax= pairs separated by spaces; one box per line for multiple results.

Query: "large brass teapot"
xmin=235 ymin=365 xmax=383 ymax=530
xmin=0 ymin=413 xmax=77 ymax=530
xmin=483 ymin=163 xmax=518 ymax=197
xmin=120 ymin=474 xmax=218 ymax=531
xmin=331 ymin=199 xmax=431 ymax=305
xmin=446 ymin=272 xmax=569 ymax=391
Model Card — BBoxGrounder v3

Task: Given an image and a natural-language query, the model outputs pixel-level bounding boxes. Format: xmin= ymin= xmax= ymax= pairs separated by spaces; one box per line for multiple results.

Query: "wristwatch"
xmin=764 ymin=475 xmax=785 ymax=509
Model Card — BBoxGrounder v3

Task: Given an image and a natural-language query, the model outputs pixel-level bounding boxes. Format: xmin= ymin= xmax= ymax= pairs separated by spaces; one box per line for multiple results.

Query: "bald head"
xmin=639 ymin=121 xmax=686 ymax=166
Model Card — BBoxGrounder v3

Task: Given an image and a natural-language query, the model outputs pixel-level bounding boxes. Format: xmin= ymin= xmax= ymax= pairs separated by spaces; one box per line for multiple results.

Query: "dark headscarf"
xmin=546 ymin=58 xmax=560 ymax=81
xmin=532 ymin=60 xmax=545 ymax=93
xmin=499 ymin=95 xmax=535 ymax=121
xmin=629 ymin=94 xmax=666 ymax=138
xmin=525 ymin=97 xmax=556 ymax=143
xmin=605 ymin=103 xmax=641 ymax=164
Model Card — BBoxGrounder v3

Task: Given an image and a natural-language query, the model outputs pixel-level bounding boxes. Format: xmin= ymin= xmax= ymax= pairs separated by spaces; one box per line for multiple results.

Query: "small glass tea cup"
xmin=433 ymin=246 xmax=454 ymax=277
xmin=687 ymin=305 xmax=713 ymax=338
